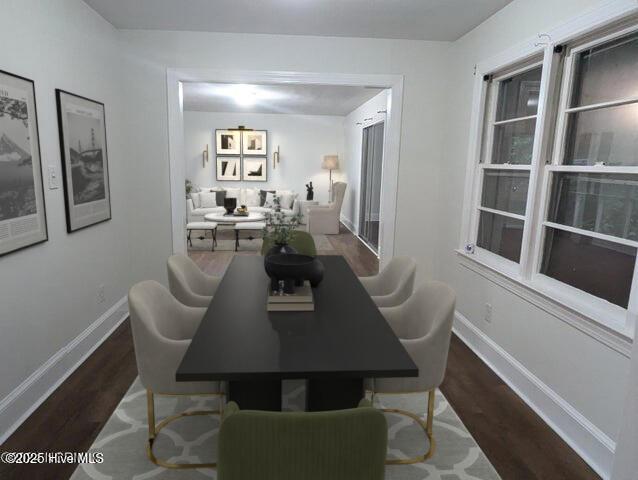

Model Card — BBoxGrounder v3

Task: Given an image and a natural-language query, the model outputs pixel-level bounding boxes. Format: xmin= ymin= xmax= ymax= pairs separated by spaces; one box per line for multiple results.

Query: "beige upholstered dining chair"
xmin=129 ymin=280 xmax=225 ymax=469
xmin=367 ymin=281 xmax=456 ymax=464
xmin=167 ymin=254 xmax=221 ymax=308
xmin=307 ymin=182 xmax=347 ymax=234
xmin=359 ymin=256 xmax=417 ymax=307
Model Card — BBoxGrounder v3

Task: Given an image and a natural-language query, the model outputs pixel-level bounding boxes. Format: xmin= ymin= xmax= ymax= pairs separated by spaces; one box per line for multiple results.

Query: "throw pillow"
xmin=264 ymin=191 xmax=277 ymax=208
xmin=225 ymin=188 xmax=240 ymax=199
xmin=279 ymin=191 xmax=297 ymax=210
xmin=259 ymin=189 xmax=276 ymax=206
xmin=190 ymin=192 xmax=201 ymax=208
xmin=214 ymin=190 xmax=226 ymax=206
xmin=245 ymin=188 xmax=261 ymax=207
xmin=199 ymin=191 xmax=217 ymax=208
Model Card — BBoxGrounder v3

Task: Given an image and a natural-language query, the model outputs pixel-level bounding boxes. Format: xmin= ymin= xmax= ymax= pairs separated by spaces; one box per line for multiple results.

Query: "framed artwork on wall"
xmin=0 ymin=69 xmax=48 ymax=256
xmin=242 ymin=157 xmax=267 ymax=181
xmin=217 ymin=156 xmax=241 ymax=181
xmin=242 ymin=130 xmax=267 ymax=156
xmin=56 ymin=89 xmax=111 ymax=233
xmin=216 ymin=129 xmax=241 ymax=155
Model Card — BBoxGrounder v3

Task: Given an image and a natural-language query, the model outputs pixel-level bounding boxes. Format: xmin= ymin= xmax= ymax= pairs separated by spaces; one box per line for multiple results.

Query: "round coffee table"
xmin=204 ymin=212 xmax=266 ymax=224
xmin=204 ymin=212 xmax=267 ymax=251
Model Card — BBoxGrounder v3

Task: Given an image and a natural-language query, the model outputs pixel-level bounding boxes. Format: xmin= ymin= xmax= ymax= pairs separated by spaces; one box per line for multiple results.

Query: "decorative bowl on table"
xmin=264 ymin=254 xmax=324 ymax=294
xmin=234 ymin=205 xmax=249 ymax=216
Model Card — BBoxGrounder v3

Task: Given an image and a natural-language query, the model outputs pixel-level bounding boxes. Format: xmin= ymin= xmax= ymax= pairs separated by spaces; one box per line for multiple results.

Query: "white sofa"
xmin=187 ymin=187 xmax=300 ymax=222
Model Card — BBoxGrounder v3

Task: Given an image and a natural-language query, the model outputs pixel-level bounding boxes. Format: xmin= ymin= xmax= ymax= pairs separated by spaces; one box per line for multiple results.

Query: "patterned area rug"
xmin=70 ymin=378 xmax=500 ymax=480
xmin=188 ymin=228 xmax=334 ymax=253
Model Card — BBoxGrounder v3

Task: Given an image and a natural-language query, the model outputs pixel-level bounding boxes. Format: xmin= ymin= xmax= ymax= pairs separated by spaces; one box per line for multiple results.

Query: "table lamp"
xmin=322 ymin=155 xmax=339 ymax=201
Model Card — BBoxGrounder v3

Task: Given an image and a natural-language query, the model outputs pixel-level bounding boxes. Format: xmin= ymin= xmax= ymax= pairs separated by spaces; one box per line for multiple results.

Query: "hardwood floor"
xmin=0 ymin=224 xmax=599 ymax=480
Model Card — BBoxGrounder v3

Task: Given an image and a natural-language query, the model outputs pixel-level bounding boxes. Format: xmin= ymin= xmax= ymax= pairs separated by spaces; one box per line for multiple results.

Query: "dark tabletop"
xmin=176 ymin=255 xmax=418 ymax=382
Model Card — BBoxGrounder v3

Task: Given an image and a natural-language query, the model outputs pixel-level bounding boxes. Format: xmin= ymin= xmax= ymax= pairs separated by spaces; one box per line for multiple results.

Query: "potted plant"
xmin=185 ymin=179 xmax=193 ymax=198
xmin=263 ymin=196 xmax=301 ymax=256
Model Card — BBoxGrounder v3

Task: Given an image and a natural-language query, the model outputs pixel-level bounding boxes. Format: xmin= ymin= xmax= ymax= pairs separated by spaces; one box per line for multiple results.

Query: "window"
xmin=474 ymin=63 xmax=542 ymax=263
xmin=464 ymin=21 xmax=638 ymax=331
xmin=541 ymin=29 xmax=638 ymax=309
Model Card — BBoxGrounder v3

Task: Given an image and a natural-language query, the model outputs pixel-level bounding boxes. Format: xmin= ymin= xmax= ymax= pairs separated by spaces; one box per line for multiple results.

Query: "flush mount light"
xmin=205 ymin=83 xmax=285 ymax=107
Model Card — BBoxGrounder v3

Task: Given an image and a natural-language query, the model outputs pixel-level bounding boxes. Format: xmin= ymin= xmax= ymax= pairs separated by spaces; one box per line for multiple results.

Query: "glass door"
xmin=359 ymin=121 xmax=384 ymax=253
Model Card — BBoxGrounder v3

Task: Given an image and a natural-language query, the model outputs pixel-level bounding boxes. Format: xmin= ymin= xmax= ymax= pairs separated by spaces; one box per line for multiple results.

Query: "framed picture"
xmin=242 ymin=130 xmax=267 ymax=156
xmin=216 ymin=129 xmax=241 ymax=155
xmin=0 ymin=69 xmax=48 ymax=256
xmin=242 ymin=157 xmax=267 ymax=181
xmin=56 ymin=90 xmax=111 ymax=232
xmin=216 ymin=156 xmax=241 ymax=181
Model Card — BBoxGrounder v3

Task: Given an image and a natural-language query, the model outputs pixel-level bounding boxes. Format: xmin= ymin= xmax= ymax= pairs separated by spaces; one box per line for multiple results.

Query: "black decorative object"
xmin=264 ymin=254 xmax=324 ymax=294
xmin=266 ymin=244 xmax=298 ymax=257
xmin=305 ymin=181 xmax=314 ymax=200
xmin=224 ymin=197 xmax=237 ymax=215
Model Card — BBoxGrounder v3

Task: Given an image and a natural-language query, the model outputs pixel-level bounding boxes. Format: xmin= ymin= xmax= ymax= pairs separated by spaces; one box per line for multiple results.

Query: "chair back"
xmin=331 ymin=182 xmax=347 ymax=211
xmin=381 ymin=256 xmax=417 ymax=301
xmin=402 ymin=281 xmax=455 ymax=390
xmin=168 ymin=254 xmax=210 ymax=301
xmin=261 ymin=230 xmax=317 ymax=256
xmin=218 ymin=402 xmax=387 ymax=480
xmin=128 ymin=280 xmax=194 ymax=391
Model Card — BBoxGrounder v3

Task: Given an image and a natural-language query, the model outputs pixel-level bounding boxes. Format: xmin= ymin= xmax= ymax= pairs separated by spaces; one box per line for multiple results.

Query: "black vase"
xmin=265 ymin=253 xmax=314 ymax=294
xmin=307 ymin=258 xmax=324 ymax=287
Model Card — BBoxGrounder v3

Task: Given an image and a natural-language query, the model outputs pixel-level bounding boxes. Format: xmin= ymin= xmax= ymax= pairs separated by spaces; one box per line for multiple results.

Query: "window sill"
xmin=454 ymin=249 xmax=633 ymax=357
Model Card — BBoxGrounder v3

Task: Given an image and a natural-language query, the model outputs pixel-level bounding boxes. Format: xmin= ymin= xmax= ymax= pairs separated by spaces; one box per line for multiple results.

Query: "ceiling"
xmin=83 ymin=0 xmax=512 ymax=41
xmin=183 ymin=83 xmax=385 ymax=115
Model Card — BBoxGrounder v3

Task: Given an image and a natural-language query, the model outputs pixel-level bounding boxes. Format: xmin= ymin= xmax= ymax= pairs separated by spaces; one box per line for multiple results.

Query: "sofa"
xmin=187 ymin=187 xmax=300 ymax=222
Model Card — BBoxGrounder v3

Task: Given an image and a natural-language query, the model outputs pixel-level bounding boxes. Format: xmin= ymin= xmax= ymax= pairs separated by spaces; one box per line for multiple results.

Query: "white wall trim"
xmin=457 ymin=251 xmax=633 ymax=357
xmin=454 ymin=311 xmax=616 ymax=480
xmin=340 ymin=215 xmax=358 ymax=235
xmin=0 ymin=296 xmax=129 ymax=444
xmin=166 ymin=68 xmax=403 ymax=266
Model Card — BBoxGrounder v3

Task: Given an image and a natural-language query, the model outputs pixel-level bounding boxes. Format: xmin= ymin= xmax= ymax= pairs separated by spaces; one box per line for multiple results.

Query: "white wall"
xmin=119 ymin=30 xmax=450 ymax=284
xmin=0 ymin=0 xmax=134 ymax=440
xmin=341 ymin=90 xmax=390 ymax=233
xmin=438 ymin=0 xmax=632 ymax=478
xmin=184 ymin=111 xmax=344 ymax=204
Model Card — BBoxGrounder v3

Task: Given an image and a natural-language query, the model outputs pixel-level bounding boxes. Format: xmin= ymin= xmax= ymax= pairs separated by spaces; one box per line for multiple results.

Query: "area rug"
xmin=70 ymin=378 xmax=500 ymax=480
xmin=188 ymin=229 xmax=334 ymax=253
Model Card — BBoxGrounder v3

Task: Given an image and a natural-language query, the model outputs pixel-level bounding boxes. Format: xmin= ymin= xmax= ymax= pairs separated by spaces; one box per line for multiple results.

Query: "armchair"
xmin=217 ymin=399 xmax=387 ymax=480
xmin=307 ymin=182 xmax=347 ymax=234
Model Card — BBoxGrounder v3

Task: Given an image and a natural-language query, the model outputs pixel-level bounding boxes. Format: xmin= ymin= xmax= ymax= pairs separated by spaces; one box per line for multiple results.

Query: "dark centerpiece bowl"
xmin=265 ymin=253 xmax=323 ymax=293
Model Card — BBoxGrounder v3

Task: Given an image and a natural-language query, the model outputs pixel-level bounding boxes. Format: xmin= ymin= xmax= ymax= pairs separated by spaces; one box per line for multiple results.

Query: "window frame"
xmin=459 ymin=12 xmax=638 ymax=339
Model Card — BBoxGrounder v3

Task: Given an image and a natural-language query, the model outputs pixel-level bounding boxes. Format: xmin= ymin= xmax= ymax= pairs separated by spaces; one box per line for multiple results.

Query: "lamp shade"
xmin=321 ymin=155 xmax=339 ymax=170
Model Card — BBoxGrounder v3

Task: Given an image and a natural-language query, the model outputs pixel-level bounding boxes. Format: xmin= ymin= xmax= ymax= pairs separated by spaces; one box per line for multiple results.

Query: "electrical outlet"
xmin=97 ymin=284 xmax=106 ymax=304
xmin=484 ymin=303 xmax=493 ymax=323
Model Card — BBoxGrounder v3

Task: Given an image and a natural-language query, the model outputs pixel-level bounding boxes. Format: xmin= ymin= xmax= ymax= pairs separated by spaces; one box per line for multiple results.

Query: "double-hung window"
xmin=540 ymin=28 xmax=638 ymax=310
xmin=464 ymin=20 xmax=638 ymax=332
xmin=473 ymin=61 xmax=543 ymax=265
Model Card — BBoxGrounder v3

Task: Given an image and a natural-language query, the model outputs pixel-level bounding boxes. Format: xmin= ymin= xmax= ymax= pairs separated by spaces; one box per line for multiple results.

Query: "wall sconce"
xmin=202 ymin=144 xmax=209 ymax=168
xmin=273 ymin=145 xmax=280 ymax=169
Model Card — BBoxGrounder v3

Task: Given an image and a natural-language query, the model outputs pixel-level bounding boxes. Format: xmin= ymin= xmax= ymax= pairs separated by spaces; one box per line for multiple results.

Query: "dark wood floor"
xmin=0 ymin=224 xmax=599 ymax=480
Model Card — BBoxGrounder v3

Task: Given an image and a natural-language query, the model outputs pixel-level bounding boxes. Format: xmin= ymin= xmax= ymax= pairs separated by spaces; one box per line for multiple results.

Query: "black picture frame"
xmin=216 ymin=156 xmax=241 ymax=181
xmin=0 ymin=69 xmax=48 ymax=257
xmin=56 ymin=89 xmax=112 ymax=233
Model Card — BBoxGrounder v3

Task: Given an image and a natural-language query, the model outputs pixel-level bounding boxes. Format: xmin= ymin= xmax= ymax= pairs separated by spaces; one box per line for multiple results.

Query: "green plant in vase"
xmin=263 ymin=196 xmax=301 ymax=255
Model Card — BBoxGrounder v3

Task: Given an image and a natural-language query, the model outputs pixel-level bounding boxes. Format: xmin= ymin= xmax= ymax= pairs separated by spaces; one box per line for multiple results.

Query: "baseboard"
xmin=0 ymin=296 xmax=129 ymax=444
xmin=453 ymin=311 xmax=615 ymax=480
xmin=340 ymin=216 xmax=358 ymax=235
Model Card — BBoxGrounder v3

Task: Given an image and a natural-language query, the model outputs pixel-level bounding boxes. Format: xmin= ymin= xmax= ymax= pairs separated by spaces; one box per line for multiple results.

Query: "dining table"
xmin=176 ymin=255 xmax=418 ymax=411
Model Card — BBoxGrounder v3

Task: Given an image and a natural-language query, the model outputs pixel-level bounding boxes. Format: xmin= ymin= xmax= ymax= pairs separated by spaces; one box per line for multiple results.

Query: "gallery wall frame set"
xmin=0 ymin=69 xmax=48 ymax=257
xmin=215 ymin=128 xmax=268 ymax=182
xmin=56 ymin=89 xmax=112 ymax=233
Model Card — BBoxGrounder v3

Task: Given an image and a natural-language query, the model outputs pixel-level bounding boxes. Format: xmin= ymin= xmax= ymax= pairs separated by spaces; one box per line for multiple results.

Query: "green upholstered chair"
xmin=261 ymin=230 xmax=317 ymax=256
xmin=217 ymin=400 xmax=387 ymax=480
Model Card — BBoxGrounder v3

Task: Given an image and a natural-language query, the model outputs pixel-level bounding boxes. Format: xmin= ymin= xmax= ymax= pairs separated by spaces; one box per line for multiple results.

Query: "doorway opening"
xmin=358 ymin=121 xmax=384 ymax=254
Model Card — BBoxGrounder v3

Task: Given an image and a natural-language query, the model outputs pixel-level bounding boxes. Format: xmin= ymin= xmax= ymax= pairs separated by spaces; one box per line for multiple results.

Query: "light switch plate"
xmin=48 ymin=165 xmax=60 ymax=189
